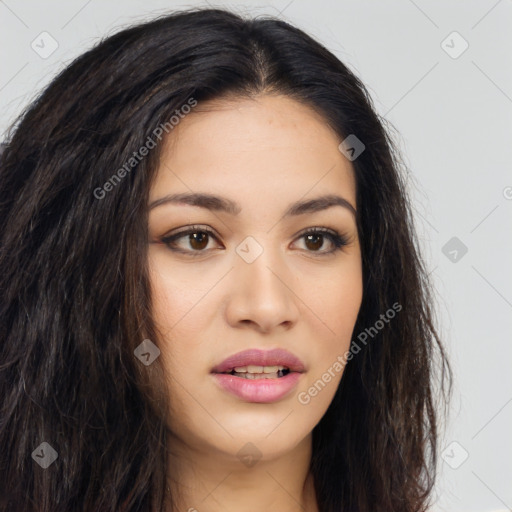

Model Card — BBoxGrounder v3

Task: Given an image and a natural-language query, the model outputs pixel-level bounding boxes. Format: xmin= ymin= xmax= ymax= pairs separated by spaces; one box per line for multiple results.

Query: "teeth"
xmin=238 ymin=372 xmax=279 ymax=379
xmin=233 ymin=365 xmax=286 ymax=373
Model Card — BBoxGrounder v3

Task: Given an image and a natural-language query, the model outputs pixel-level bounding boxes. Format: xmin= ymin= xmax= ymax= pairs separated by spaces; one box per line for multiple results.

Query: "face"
xmin=147 ymin=94 xmax=363 ymax=463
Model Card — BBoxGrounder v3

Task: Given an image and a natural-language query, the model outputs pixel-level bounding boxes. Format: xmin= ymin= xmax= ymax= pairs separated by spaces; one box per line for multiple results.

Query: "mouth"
xmin=211 ymin=349 xmax=305 ymax=403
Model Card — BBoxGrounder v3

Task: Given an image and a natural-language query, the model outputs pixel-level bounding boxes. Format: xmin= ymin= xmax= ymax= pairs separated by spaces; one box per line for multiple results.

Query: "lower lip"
xmin=212 ymin=372 xmax=302 ymax=403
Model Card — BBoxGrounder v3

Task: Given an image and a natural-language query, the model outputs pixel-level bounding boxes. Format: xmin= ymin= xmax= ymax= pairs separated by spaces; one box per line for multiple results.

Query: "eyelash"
xmin=158 ymin=225 xmax=349 ymax=257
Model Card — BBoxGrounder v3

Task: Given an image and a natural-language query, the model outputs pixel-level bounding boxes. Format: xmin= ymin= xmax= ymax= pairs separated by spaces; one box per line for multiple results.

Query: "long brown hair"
xmin=0 ymin=7 xmax=451 ymax=511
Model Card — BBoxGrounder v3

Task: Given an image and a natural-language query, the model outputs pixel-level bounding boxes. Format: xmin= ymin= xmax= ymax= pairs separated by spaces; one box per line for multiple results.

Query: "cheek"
xmin=147 ymin=250 xmax=221 ymax=332
xmin=300 ymin=255 xmax=363 ymax=341
xmin=146 ymin=256 xmax=202 ymax=383
xmin=146 ymin=265 xmax=208 ymax=433
xmin=298 ymin=261 xmax=363 ymax=402
xmin=147 ymin=251 xmax=228 ymax=381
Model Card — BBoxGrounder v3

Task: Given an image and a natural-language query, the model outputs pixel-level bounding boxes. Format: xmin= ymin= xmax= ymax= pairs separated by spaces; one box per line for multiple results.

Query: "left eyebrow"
xmin=283 ymin=194 xmax=356 ymax=218
xmin=147 ymin=192 xmax=356 ymax=218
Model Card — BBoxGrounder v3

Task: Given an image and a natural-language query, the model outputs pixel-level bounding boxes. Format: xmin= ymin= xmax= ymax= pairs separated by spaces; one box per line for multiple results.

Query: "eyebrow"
xmin=148 ymin=192 xmax=356 ymax=218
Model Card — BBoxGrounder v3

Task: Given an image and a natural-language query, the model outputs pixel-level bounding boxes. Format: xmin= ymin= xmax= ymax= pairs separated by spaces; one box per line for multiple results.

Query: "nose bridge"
xmin=226 ymin=234 xmax=299 ymax=331
xmin=235 ymin=234 xmax=288 ymax=289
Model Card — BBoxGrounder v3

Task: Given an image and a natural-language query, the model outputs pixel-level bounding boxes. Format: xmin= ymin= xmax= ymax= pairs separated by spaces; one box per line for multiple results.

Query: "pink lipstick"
xmin=211 ymin=348 xmax=305 ymax=403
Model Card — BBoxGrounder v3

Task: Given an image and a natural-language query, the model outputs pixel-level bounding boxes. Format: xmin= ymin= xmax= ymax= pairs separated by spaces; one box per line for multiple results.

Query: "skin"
xmin=147 ymin=94 xmax=363 ymax=512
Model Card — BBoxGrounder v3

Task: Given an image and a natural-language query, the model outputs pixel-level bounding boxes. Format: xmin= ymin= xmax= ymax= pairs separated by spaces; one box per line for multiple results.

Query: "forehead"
xmin=151 ymin=94 xmax=356 ymax=208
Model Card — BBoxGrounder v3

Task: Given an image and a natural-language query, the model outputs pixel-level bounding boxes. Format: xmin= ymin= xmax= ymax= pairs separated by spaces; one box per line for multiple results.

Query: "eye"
xmin=293 ymin=227 xmax=349 ymax=255
xmin=159 ymin=225 xmax=222 ymax=256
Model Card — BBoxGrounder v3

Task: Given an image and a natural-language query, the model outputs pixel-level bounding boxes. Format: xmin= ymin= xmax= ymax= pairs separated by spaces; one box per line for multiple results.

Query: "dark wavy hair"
xmin=0 ymin=7 xmax=451 ymax=512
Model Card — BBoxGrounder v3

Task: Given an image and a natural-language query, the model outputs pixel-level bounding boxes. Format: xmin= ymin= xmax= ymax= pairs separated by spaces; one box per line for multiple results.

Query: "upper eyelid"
xmin=161 ymin=225 xmax=348 ymax=248
xmin=162 ymin=225 xmax=220 ymax=241
xmin=163 ymin=224 xmax=342 ymax=239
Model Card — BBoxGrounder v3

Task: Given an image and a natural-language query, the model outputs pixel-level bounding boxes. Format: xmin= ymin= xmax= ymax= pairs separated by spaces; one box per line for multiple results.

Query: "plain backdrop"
xmin=1 ymin=1 xmax=511 ymax=511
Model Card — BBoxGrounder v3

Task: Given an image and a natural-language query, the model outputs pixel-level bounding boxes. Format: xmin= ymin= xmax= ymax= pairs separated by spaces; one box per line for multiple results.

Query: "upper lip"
xmin=211 ymin=348 xmax=305 ymax=374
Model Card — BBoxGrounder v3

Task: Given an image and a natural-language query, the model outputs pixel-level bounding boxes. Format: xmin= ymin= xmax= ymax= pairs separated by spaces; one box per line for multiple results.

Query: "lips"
xmin=210 ymin=348 xmax=305 ymax=403
xmin=211 ymin=348 xmax=305 ymax=375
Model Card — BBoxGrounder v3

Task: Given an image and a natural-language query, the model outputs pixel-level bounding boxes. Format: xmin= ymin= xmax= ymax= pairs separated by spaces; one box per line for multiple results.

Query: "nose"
xmin=224 ymin=243 xmax=300 ymax=334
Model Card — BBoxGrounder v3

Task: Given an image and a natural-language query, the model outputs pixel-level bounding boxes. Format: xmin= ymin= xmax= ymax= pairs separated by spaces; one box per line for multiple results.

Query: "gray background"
xmin=1 ymin=1 xmax=511 ymax=510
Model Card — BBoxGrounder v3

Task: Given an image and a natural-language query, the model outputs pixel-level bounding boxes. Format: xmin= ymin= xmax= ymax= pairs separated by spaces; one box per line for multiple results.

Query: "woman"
xmin=0 ymin=7 xmax=451 ymax=512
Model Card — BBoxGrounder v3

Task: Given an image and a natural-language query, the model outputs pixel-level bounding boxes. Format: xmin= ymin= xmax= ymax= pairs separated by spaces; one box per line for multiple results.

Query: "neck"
xmin=165 ymin=433 xmax=318 ymax=512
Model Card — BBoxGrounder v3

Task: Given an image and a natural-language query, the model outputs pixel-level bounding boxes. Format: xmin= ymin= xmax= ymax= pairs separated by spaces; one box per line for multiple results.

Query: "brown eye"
xmin=159 ymin=226 xmax=222 ymax=256
xmin=294 ymin=228 xmax=349 ymax=255
xmin=304 ymin=233 xmax=324 ymax=251
xmin=188 ymin=232 xmax=209 ymax=250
